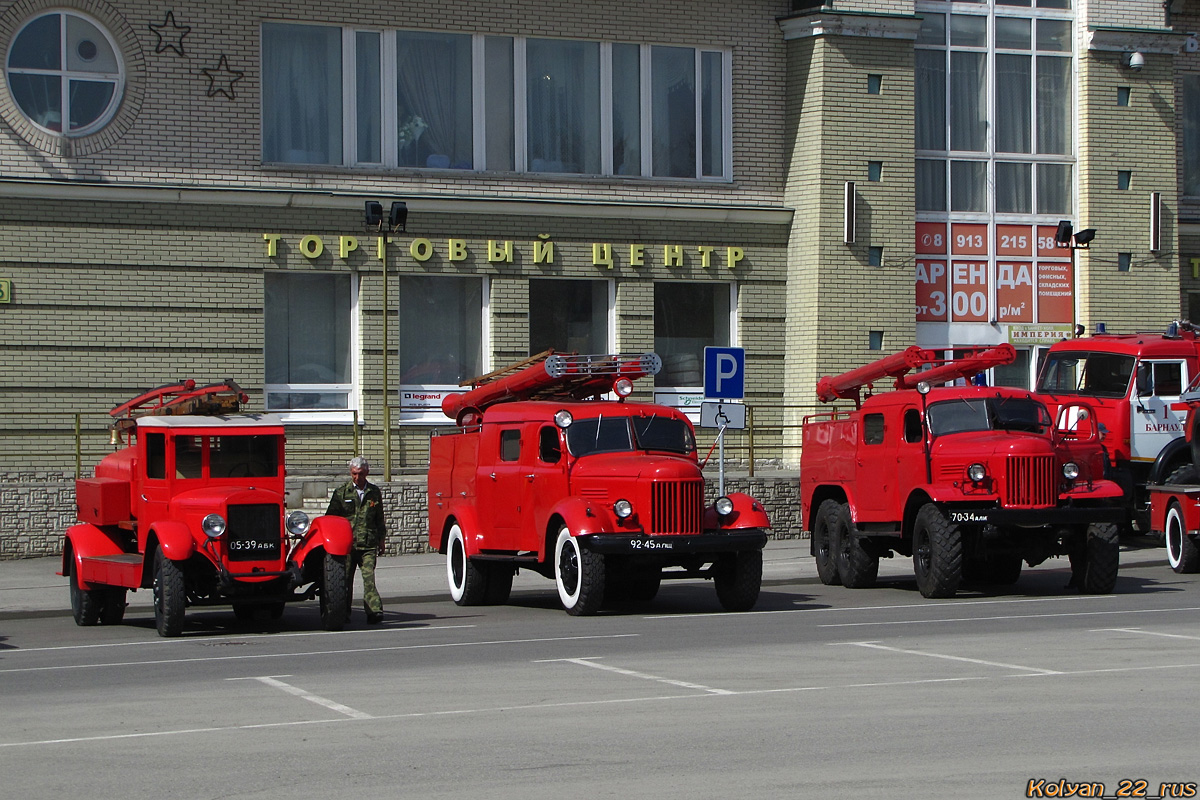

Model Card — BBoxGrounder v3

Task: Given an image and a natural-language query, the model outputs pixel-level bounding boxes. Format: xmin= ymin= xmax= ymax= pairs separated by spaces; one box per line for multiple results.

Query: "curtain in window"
xmin=1035 ymin=56 xmax=1071 ymax=155
xmin=995 ymin=54 xmax=1031 ymax=154
xmin=264 ymin=273 xmax=351 ymax=385
xmin=356 ymin=32 xmax=381 ymax=164
xmin=484 ymin=37 xmax=514 ymax=171
xmin=612 ymin=43 xmax=641 ymax=176
xmin=950 ymin=51 xmax=986 ymax=152
xmin=950 ymin=160 xmax=986 ymax=212
xmin=398 ymin=277 xmax=483 ymax=385
xmin=1036 ymin=163 xmax=1071 ymax=214
xmin=526 ymin=39 xmax=600 ymax=174
xmin=916 ymin=159 xmax=947 ymax=212
xmin=995 ymin=161 xmax=1032 ymax=213
xmin=396 ymin=31 xmax=473 ymax=168
xmin=915 ymin=50 xmax=946 ymax=151
xmin=262 ymin=24 xmax=341 ymax=164
xmin=652 ymin=46 xmax=696 ymax=178
xmin=1184 ymin=76 xmax=1200 ymax=196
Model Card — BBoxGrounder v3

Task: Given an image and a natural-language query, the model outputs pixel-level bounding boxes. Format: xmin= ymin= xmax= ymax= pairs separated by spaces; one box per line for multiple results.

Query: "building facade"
xmin=1 ymin=0 xmax=1197 ymax=556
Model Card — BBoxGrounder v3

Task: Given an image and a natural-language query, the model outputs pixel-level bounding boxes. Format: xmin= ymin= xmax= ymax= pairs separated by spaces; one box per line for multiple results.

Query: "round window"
xmin=5 ymin=11 xmax=124 ymax=136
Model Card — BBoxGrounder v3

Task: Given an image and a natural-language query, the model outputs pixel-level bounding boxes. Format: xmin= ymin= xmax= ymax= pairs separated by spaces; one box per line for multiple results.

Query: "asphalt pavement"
xmin=0 ymin=536 xmax=1169 ymax=622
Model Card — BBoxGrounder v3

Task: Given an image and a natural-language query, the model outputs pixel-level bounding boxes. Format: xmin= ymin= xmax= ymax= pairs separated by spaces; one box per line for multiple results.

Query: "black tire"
xmin=68 ymin=560 xmax=102 ymax=627
xmin=446 ymin=524 xmax=488 ymax=606
xmin=833 ymin=503 xmax=879 ymax=589
xmin=812 ymin=499 xmax=842 ymax=586
xmin=483 ymin=564 xmax=514 ymax=605
xmin=1073 ymin=522 xmax=1120 ymax=594
xmin=714 ymin=550 xmax=763 ymax=612
xmin=554 ymin=525 xmax=605 ymax=615
xmin=153 ymin=547 xmax=186 ymax=637
xmin=320 ymin=552 xmax=349 ymax=630
xmin=912 ymin=504 xmax=963 ymax=599
xmin=1165 ymin=502 xmax=1200 ymax=573
xmin=100 ymin=587 xmax=127 ymax=625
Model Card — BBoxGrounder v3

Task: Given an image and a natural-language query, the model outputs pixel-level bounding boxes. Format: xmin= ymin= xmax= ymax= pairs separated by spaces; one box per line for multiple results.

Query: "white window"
xmin=654 ymin=282 xmax=734 ymax=388
xmin=5 ymin=11 xmax=123 ymax=136
xmin=264 ymin=272 xmax=357 ymax=421
xmin=260 ymin=24 xmax=731 ymax=179
xmin=398 ymin=276 xmax=486 ymax=422
xmin=528 ymin=279 xmax=613 ymax=355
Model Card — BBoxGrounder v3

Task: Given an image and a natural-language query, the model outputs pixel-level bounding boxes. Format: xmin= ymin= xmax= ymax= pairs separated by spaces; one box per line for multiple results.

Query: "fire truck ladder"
xmin=109 ymin=379 xmax=250 ymax=437
xmin=815 ymin=344 xmax=1016 ymax=407
xmin=442 ymin=351 xmax=662 ymax=425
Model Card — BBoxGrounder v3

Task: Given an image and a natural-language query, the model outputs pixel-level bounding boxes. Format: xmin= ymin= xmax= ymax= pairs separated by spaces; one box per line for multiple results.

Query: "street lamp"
xmin=1054 ymin=220 xmax=1098 ymax=338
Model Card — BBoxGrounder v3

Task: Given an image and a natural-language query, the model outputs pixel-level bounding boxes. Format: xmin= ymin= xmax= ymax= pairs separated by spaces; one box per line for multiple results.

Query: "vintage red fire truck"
xmin=1036 ymin=322 xmax=1200 ymax=533
xmin=427 ymin=352 xmax=770 ymax=615
xmin=801 ymin=345 xmax=1125 ymax=598
xmin=62 ymin=380 xmax=353 ymax=636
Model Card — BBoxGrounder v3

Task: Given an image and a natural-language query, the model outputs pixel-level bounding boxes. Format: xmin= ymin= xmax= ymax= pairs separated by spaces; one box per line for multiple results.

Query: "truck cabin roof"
xmin=479 ymin=400 xmax=690 ymax=425
xmin=135 ymin=414 xmax=285 ymax=431
xmin=1048 ymin=333 xmax=1199 ymax=359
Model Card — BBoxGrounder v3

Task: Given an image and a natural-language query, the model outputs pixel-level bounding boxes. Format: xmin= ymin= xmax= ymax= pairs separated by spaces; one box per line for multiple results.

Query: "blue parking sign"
xmin=704 ymin=346 xmax=745 ymax=399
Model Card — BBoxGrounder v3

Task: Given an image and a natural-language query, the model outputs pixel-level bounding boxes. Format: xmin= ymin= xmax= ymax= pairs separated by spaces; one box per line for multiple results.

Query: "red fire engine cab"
xmin=62 ymin=380 xmax=353 ymax=636
xmin=801 ymin=345 xmax=1125 ymax=598
xmin=1036 ymin=322 xmax=1200 ymax=533
xmin=427 ymin=352 xmax=770 ymax=615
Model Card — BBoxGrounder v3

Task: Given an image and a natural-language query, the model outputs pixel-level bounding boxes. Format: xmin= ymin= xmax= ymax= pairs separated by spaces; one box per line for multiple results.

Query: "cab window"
xmin=539 ymin=426 xmax=562 ymax=463
xmin=145 ymin=432 xmax=166 ymax=479
xmin=904 ymin=409 xmax=923 ymax=443
xmin=863 ymin=413 xmax=885 ymax=445
xmin=499 ymin=429 xmax=522 ymax=462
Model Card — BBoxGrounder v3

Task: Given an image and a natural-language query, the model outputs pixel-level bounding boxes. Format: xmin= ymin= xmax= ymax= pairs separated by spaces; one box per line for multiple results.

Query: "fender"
xmin=62 ymin=523 xmax=127 ymax=589
xmin=704 ymin=492 xmax=771 ymax=530
xmin=150 ymin=520 xmax=196 ymax=561
xmin=440 ymin=501 xmax=484 ymax=555
xmin=293 ymin=514 xmax=352 ymax=560
xmin=1150 ymin=435 xmax=1192 ymax=484
xmin=550 ymin=496 xmax=618 ymax=537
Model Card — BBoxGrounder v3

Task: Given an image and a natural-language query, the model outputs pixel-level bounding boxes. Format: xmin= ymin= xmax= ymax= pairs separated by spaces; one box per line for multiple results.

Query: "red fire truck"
xmin=427 ymin=352 xmax=770 ymax=615
xmin=801 ymin=345 xmax=1125 ymax=598
xmin=1148 ymin=381 xmax=1200 ymax=573
xmin=1036 ymin=322 xmax=1200 ymax=533
xmin=62 ymin=380 xmax=353 ymax=636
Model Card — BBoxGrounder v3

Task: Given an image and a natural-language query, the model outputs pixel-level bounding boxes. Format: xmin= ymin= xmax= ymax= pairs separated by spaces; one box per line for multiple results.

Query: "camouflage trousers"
xmin=345 ymin=547 xmax=383 ymax=614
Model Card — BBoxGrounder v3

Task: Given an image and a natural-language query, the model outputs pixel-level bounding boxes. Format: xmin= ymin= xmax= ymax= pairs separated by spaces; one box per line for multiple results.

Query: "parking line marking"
xmin=819 ymin=605 xmax=1200 ymax=628
xmin=536 ymin=656 xmax=734 ymax=695
xmin=1094 ymin=627 xmax=1200 ymax=642
xmin=643 ymin=594 xmax=1115 ymax=620
xmin=836 ymin=641 xmax=1062 ymax=675
xmin=231 ymin=675 xmax=373 ymax=720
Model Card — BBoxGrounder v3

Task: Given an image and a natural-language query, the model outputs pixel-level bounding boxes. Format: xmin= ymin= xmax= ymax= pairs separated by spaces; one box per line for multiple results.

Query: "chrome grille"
xmin=650 ymin=480 xmax=704 ymax=535
xmin=1004 ymin=455 xmax=1056 ymax=508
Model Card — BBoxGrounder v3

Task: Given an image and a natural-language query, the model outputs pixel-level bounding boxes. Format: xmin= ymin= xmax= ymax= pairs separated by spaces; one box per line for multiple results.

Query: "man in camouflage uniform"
xmin=326 ymin=456 xmax=387 ymax=624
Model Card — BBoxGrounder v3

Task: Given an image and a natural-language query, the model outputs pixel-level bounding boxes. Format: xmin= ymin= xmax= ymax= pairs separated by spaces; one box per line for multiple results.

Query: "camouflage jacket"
xmin=326 ymin=481 xmax=386 ymax=549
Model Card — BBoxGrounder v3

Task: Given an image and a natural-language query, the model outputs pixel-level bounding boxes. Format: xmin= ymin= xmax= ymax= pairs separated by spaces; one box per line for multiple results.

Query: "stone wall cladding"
xmin=1 ymin=471 xmax=803 ymax=560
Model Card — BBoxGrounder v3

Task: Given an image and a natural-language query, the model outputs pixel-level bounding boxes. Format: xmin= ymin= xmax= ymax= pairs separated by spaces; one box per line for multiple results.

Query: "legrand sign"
xmin=262 ymin=233 xmax=746 ymax=269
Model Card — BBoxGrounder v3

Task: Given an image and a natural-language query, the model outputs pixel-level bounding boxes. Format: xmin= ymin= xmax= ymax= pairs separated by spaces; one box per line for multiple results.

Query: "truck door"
xmin=853 ymin=411 xmax=899 ymax=523
xmin=1130 ymin=360 xmax=1187 ymax=462
xmin=477 ymin=426 xmax=524 ymax=551
xmin=514 ymin=424 xmax=570 ymax=554
xmin=137 ymin=430 xmax=172 ymax=551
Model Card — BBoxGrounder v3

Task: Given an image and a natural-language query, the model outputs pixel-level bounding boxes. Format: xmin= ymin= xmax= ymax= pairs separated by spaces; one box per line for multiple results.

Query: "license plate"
xmin=949 ymin=509 xmax=990 ymax=524
xmin=630 ymin=538 xmax=674 ymax=551
xmin=226 ymin=536 xmax=280 ymax=561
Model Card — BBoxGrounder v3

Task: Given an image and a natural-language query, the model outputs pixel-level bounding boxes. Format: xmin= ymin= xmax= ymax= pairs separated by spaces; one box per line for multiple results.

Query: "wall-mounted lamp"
xmin=365 ymin=200 xmax=408 ymax=233
xmin=1124 ymin=51 xmax=1145 ymax=71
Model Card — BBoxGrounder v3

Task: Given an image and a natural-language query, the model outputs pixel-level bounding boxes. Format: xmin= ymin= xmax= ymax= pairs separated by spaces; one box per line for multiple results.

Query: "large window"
xmin=398 ymin=276 xmax=484 ymax=386
xmin=1184 ymin=74 xmax=1200 ymax=197
xmin=653 ymin=282 xmax=733 ymax=388
xmin=264 ymin=272 xmax=355 ymax=416
xmin=5 ymin=10 xmax=123 ymax=136
xmin=261 ymin=24 xmax=730 ymax=179
xmin=915 ymin=2 xmax=1073 ymax=215
xmin=529 ymin=279 xmax=611 ymax=355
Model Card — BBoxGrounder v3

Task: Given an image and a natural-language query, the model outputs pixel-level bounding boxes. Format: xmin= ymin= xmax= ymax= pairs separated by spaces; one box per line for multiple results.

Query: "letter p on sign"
xmin=704 ymin=346 xmax=745 ymax=400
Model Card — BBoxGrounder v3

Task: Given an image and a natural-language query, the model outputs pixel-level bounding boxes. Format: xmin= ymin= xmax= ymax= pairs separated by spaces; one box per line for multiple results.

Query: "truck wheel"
xmin=446 ymin=524 xmax=489 ymax=606
xmin=483 ymin=564 xmax=514 ymax=605
xmin=834 ymin=503 xmax=879 ymax=589
xmin=714 ymin=550 xmax=763 ymax=612
xmin=153 ymin=547 xmax=186 ymax=637
xmin=554 ymin=525 xmax=604 ymax=616
xmin=69 ymin=560 xmax=102 ymax=626
xmin=1165 ymin=502 xmax=1200 ymax=573
xmin=319 ymin=552 xmax=349 ymax=630
xmin=100 ymin=587 xmax=127 ymax=625
xmin=812 ymin=499 xmax=842 ymax=586
xmin=912 ymin=504 xmax=962 ymax=599
xmin=1072 ymin=522 xmax=1120 ymax=594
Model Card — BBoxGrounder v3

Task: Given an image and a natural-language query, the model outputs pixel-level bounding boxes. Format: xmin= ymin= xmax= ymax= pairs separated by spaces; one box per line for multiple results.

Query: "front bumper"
xmin=579 ymin=529 xmax=769 ymax=555
xmin=949 ymin=505 xmax=1123 ymax=528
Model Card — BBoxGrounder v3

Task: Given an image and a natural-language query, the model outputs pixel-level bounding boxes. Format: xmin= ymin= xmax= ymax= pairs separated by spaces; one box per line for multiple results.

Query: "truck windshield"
xmin=565 ymin=416 xmax=695 ymax=457
xmin=926 ymin=397 xmax=1051 ymax=436
xmin=208 ymin=434 xmax=281 ymax=478
xmin=1037 ymin=352 xmax=1135 ymax=398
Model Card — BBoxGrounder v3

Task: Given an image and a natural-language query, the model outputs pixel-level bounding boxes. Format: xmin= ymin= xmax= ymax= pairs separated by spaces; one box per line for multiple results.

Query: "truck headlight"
xmin=286 ymin=510 xmax=311 ymax=536
xmin=554 ymin=409 xmax=573 ymax=428
xmin=715 ymin=496 xmax=734 ymax=516
xmin=1062 ymin=462 xmax=1080 ymax=480
xmin=968 ymin=463 xmax=987 ymax=482
xmin=613 ymin=499 xmax=633 ymax=519
xmin=202 ymin=513 xmax=226 ymax=539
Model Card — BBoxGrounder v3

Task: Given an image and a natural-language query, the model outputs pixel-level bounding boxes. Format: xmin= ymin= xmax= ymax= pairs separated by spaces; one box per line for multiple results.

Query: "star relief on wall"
xmin=149 ymin=10 xmax=190 ymax=58
xmin=203 ymin=55 xmax=244 ymax=100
